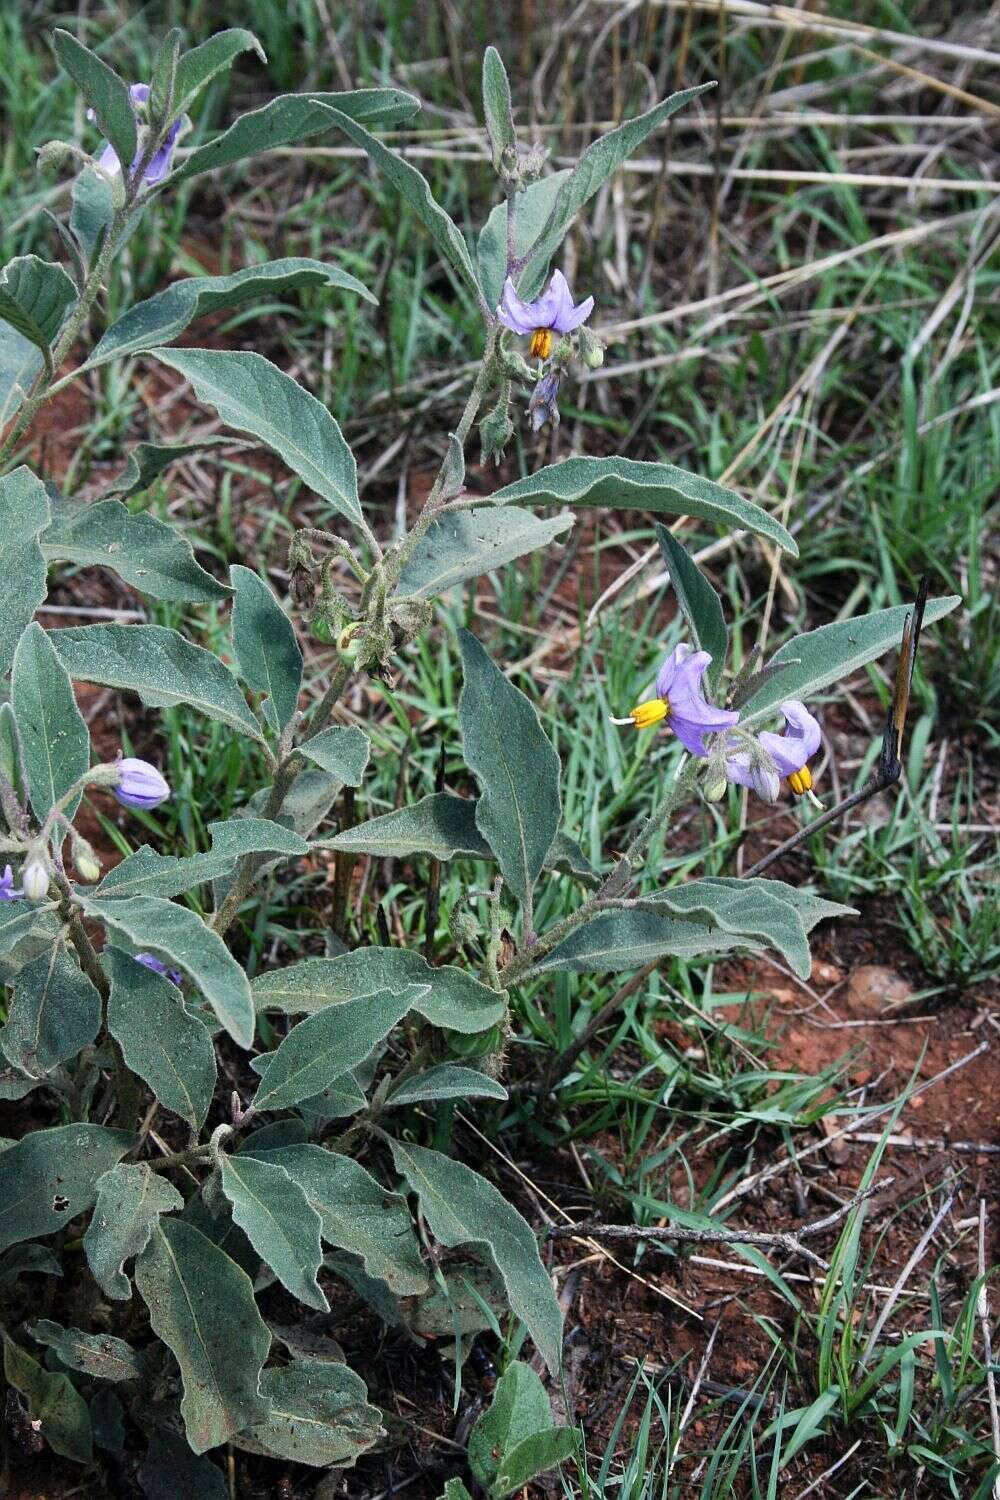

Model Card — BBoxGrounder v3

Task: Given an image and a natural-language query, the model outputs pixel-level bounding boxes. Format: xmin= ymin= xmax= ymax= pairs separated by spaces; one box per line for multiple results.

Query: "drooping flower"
xmin=113 ymin=758 xmax=171 ymax=811
xmin=527 ymin=368 xmax=563 ymax=431
xmin=93 ymin=84 xmax=183 ymax=186
xmin=0 ymin=865 xmax=18 ymax=902
xmin=725 ymin=700 xmax=822 ymax=799
xmin=497 ymin=270 xmax=594 ymax=360
xmin=135 ymin=953 xmax=183 ymax=987
xmin=611 ymin=644 xmax=738 ymax=757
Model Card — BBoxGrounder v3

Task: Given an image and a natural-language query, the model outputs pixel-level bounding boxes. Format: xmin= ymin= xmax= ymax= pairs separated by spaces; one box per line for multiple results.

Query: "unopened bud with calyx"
xmin=577 ymin=324 xmax=605 ymax=370
xmin=71 ymin=833 xmax=102 ymax=883
xmin=448 ymin=905 xmax=480 ymax=947
xmin=22 ymin=856 xmax=51 ymax=902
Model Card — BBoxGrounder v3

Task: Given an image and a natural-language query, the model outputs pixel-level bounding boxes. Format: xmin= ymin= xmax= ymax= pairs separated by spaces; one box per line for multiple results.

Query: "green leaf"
xmin=0 ymin=1242 xmax=62 ymax=1287
xmin=70 ymin=166 xmax=115 ymax=266
xmin=220 ymin=1153 xmax=326 ymax=1311
xmin=135 ymin=1217 xmax=270 ymax=1454
xmin=482 ymin=47 xmax=516 ymax=169
xmin=319 ymin=106 xmax=480 ymax=293
xmin=0 ymin=903 xmax=48 ymax=958
xmin=104 ymin=436 xmax=247 ymax=499
xmin=138 ymin=1428 xmax=228 ymax=1500
xmin=12 ymin=622 xmax=90 ymax=822
xmin=264 ymin=766 xmax=342 ymax=836
xmin=323 ymin=791 xmax=490 ymax=861
xmin=528 ymin=908 xmax=750 ymax=976
xmin=42 ymin=495 xmax=230 ymax=604
xmin=27 ymin=1319 xmax=144 ymax=1382
xmin=497 ymin=1428 xmax=578 ymax=1496
xmin=652 ymin=877 xmax=855 ymax=979
xmin=91 ymin=258 xmax=375 ymax=367
xmin=97 ymin=817 xmax=308 ymax=900
xmin=299 ymin=724 xmax=370 ymax=784
xmin=387 ymin=1064 xmax=507 ymax=1107
xmin=0 ymin=322 xmax=43 ymax=428
xmin=170 ymin=88 xmax=420 ymax=186
xmin=738 ymin=597 xmax=962 ymax=729
xmin=229 ymin=564 xmax=302 ymax=733
xmin=252 ymin=947 xmax=505 ymax=1032
xmin=250 ymin=984 xmax=429 ymax=1111
xmin=3 ymin=1332 xmax=92 ymax=1463
xmin=389 ymin=1141 xmax=562 ymax=1373
xmin=398 ymin=505 xmax=573 ymax=599
xmin=0 ymin=255 xmax=77 ymax=371
xmin=470 ymin=1362 xmax=572 ymax=1495
xmin=173 ymin=29 xmax=266 ymax=116
xmin=0 ymin=466 xmax=51 ymax=676
xmin=656 ymin=525 xmax=727 ymax=687
xmin=0 ymin=943 xmax=101 ymax=1077
xmin=148 ymin=349 xmax=361 ymax=528
xmin=84 ymin=1163 xmax=183 ymax=1301
xmin=242 ymin=1144 xmax=429 ymax=1296
xmin=106 ymin=947 xmax=216 ymax=1129
xmin=458 ymin=630 xmax=561 ymax=911
xmin=440 ymin=1482 xmax=475 ymax=1500
xmin=234 ymin=1362 xmax=382 ymax=1467
xmin=477 ymin=170 xmax=572 ymax=309
xmin=50 ymin=623 xmax=264 ymax=742
xmin=0 ymin=1124 xmax=131 ymax=1255
xmin=491 ymin=457 xmax=797 ymax=553
xmin=52 ymin=30 xmax=137 ymax=176
xmin=411 ymin=1263 xmax=505 ymax=1338
xmin=523 ymin=84 xmax=715 ymax=274
xmin=79 ymin=894 xmax=255 ymax=1047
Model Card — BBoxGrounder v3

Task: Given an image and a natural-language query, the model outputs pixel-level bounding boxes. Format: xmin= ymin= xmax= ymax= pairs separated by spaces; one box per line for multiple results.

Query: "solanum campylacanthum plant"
xmin=0 ymin=27 xmax=958 ymax=1489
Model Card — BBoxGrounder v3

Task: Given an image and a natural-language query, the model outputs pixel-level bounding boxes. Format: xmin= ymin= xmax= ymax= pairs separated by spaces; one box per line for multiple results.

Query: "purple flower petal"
xmin=113 ymin=757 xmax=171 ymax=811
xmin=759 ymin=701 xmax=822 ymax=778
xmin=496 ymin=270 xmax=594 ymax=337
xmin=497 ymin=278 xmax=544 ymax=335
xmin=0 ymin=864 xmax=18 ymax=902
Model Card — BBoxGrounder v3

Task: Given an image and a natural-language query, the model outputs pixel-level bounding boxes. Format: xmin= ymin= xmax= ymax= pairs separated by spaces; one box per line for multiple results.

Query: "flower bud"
xmin=73 ymin=840 xmax=102 ymax=883
xmin=0 ymin=865 xmax=17 ymax=902
xmin=135 ymin=952 xmax=183 ymax=987
xmin=577 ymin=325 xmax=605 ymax=370
xmin=23 ymin=860 xmax=50 ymax=902
xmin=448 ymin=906 xmax=480 ymax=947
xmin=750 ymin=763 xmax=781 ymax=804
xmin=337 ymin=624 xmax=362 ymax=664
xmin=113 ymin=758 xmax=170 ymax=811
xmin=703 ymin=774 xmax=728 ymax=803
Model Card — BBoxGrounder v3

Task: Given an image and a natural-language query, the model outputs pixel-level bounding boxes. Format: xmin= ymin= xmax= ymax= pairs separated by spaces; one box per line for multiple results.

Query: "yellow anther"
xmin=788 ymin=765 xmax=812 ymax=795
xmin=630 ymin=698 xmax=670 ymax=730
xmin=529 ymin=327 xmax=553 ymax=360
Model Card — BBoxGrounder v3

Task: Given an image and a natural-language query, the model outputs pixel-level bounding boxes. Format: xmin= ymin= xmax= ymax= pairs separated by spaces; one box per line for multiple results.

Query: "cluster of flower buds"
xmin=496 ymin=269 xmax=603 ymax=433
xmin=90 ymin=83 xmax=185 ymax=189
xmin=613 ymin=645 xmax=823 ymax=804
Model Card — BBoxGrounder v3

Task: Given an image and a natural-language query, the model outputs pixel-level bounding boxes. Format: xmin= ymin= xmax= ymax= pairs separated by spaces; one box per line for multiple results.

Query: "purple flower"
xmin=113 ymin=758 xmax=170 ymax=811
xmin=0 ymin=865 xmax=18 ymax=902
xmin=528 ymin=369 xmax=563 ymax=432
xmin=612 ymin=644 xmax=738 ymax=757
xmin=135 ymin=953 xmax=183 ymax=987
xmin=93 ymin=84 xmax=183 ymax=186
xmin=497 ymin=270 xmax=594 ymax=359
xmin=725 ymin=700 xmax=822 ymax=798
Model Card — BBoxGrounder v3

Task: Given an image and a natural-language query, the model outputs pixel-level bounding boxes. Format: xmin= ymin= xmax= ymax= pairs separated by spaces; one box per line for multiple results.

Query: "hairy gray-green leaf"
xmin=250 ymin=983 xmax=429 ymax=1111
xmin=482 ymin=47 xmax=516 ymax=169
xmin=497 ymin=1428 xmax=579 ymax=1497
xmin=252 ymin=948 xmax=505 ymax=1032
xmin=387 ymin=1064 xmax=507 ymax=1107
xmin=1 ymin=944 xmax=101 ymax=1077
xmin=656 ymin=525 xmax=727 ymax=688
xmin=84 ymin=1162 xmax=183 ymax=1301
xmin=171 ymin=87 xmax=420 ymax=186
xmin=524 ymin=84 xmax=715 ymax=274
xmin=27 ymin=1319 xmax=144 ymax=1382
xmin=0 ymin=255 xmax=77 ymax=370
xmin=149 ymin=349 xmax=361 ymax=528
xmin=3 ymin=1332 xmax=92 ymax=1463
xmin=411 ymin=1263 xmax=506 ymax=1338
xmin=320 ymin=106 xmax=479 ymax=293
xmin=79 ymin=894 xmax=255 ymax=1047
xmin=234 ymin=1362 xmax=382 ymax=1467
xmin=458 ymin=630 xmax=561 ymax=911
xmin=42 ymin=496 xmax=230 ymax=604
xmin=50 ymin=623 xmax=264 ymax=742
xmin=12 ymin=622 xmax=90 ymax=821
xmin=138 ymin=1427 xmax=228 ymax=1500
xmin=0 ymin=322 xmax=43 ymax=428
xmin=91 ymin=258 xmax=374 ymax=367
xmin=104 ymin=436 xmax=246 ymax=499
xmin=135 ymin=1217 xmax=270 ymax=1453
xmin=106 ymin=947 xmax=216 ymax=1129
xmin=97 ymin=817 xmax=308 ymax=900
xmin=53 ymin=29 xmax=137 ymax=175
xmin=0 ymin=903 xmax=51 ymax=960
xmin=738 ymin=597 xmax=961 ymax=729
xmin=390 ymin=1140 xmax=562 ymax=1373
xmin=529 ymin=908 xmax=748 ymax=976
xmin=70 ymin=165 xmax=115 ymax=266
xmin=0 ymin=466 xmax=50 ymax=676
xmin=230 ymin=564 xmax=302 ymax=733
xmin=491 ymin=457 xmax=796 ymax=553
xmin=399 ymin=505 xmax=573 ymax=599
xmin=0 ymin=1124 xmax=131 ymax=1255
xmin=243 ymin=1144 xmax=428 ymax=1296
xmin=470 ymin=1362 xmax=560 ymax=1492
xmin=220 ymin=1153 xmax=326 ymax=1311
xmin=477 ymin=170 xmax=572 ymax=309
xmin=0 ymin=1242 xmax=62 ymax=1286
xmin=299 ymin=725 xmax=370 ymax=784
xmin=172 ymin=29 xmax=266 ymax=116
xmin=323 ymin=792 xmax=490 ymax=861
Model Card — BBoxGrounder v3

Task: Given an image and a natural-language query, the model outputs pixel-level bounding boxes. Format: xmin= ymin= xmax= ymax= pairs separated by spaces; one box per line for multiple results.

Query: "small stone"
xmin=845 ymin=965 xmax=912 ymax=1017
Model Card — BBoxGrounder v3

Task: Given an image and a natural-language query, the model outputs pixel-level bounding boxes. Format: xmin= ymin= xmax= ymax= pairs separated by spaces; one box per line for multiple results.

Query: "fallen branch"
xmin=547 ymin=1178 xmax=895 ymax=1271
